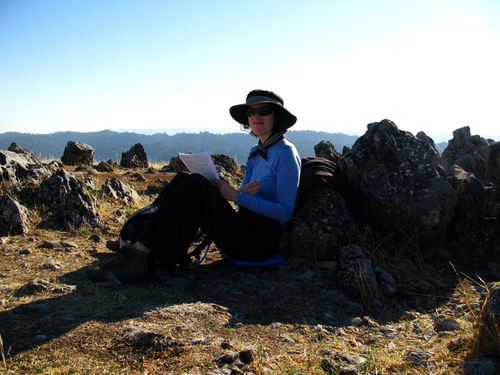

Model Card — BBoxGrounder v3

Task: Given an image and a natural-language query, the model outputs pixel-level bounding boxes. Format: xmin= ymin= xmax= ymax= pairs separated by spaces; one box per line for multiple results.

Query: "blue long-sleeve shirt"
xmin=235 ymin=138 xmax=301 ymax=227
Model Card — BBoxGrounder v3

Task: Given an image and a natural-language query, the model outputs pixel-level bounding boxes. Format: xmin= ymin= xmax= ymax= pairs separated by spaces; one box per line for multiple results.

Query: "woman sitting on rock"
xmin=87 ymin=89 xmax=301 ymax=283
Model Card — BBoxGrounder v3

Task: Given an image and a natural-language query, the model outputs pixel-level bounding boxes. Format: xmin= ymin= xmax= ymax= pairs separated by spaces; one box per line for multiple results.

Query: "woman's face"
xmin=247 ymin=103 xmax=275 ymax=142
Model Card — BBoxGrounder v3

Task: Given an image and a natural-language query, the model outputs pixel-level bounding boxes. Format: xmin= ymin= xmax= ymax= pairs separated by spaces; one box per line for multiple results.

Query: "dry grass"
xmin=469 ymin=281 xmax=500 ymax=360
xmin=0 ymin=164 xmax=497 ymax=374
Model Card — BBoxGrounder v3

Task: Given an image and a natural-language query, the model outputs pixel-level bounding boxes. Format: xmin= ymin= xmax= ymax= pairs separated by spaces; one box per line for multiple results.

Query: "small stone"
xmin=434 ymin=316 xmax=461 ymax=332
xmin=239 ymin=349 xmax=255 ymax=363
xmin=39 ymin=240 xmax=61 ymax=249
xmin=221 ymin=340 xmax=233 ymax=349
xmin=89 ymin=234 xmax=103 ymax=243
xmin=52 ymin=284 xmax=77 ymax=293
xmin=43 ymin=261 xmax=65 ymax=270
xmin=448 ymin=336 xmax=468 ymax=351
xmin=351 ymin=317 xmax=364 ymax=326
xmin=294 ymin=270 xmax=316 ymax=281
xmin=61 ymin=240 xmax=78 ymax=248
xmin=404 ymin=348 xmax=432 ymax=366
xmin=279 ymin=333 xmax=296 ymax=344
xmin=22 ymin=279 xmax=52 ymax=294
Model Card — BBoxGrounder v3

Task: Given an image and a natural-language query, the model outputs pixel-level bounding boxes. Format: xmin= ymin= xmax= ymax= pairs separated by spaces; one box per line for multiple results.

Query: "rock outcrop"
xmin=339 ymin=119 xmax=457 ymax=247
xmin=120 ymin=143 xmax=149 ymax=169
xmin=61 ymin=141 xmax=95 ymax=166
xmin=440 ymin=126 xmax=495 ymax=179
xmin=38 ymin=169 xmax=105 ymax=231
xmin=103 ymin=177 xmax=140 ymax=204
xmin=1 ymin=146 xmax=58 ymax=184
xmin=0 ymin=194 xmax=30 ymax=235
xmin=314 ymin=140 xmax=342 ymax=163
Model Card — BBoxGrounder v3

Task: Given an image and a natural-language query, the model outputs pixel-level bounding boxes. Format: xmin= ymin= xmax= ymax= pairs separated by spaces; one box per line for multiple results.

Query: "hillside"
xmin=1 ymin=130 xmax=363 ymax=163
xmin=1 ymin=121 xmax=499 ymax=374
xmin=0 ymin=164 xmax=495 ymax=375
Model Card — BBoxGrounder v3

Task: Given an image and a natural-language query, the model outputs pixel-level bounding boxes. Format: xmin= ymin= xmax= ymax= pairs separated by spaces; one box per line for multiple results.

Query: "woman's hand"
xmin=211 ymin=179 xmax=262 ymax=202
xmin=211 ymin=179 xmax=238 ymax=201
xmin=239 ymin=181 xmax=262 ymax=195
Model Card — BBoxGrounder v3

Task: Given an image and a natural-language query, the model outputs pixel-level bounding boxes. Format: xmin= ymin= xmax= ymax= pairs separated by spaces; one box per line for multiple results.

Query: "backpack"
xmin=119 ymin=204 xmax=159 ymax=248
xmin=114 ymin=203 xmax=211 ymax=268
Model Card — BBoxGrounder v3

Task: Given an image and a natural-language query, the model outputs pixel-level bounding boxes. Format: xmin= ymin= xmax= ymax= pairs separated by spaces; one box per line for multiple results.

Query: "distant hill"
xmin=0 ymin=130 xmax=361 ymax=164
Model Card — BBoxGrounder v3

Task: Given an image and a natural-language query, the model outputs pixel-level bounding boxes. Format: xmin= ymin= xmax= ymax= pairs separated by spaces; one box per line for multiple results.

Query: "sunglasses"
xmin=246 ymin=107 xmax=273 ymax=117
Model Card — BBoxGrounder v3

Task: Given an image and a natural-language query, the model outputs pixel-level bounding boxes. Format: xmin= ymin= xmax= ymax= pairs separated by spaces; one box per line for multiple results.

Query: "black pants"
xmin=137 ymin=172 xmax=283 ymax=262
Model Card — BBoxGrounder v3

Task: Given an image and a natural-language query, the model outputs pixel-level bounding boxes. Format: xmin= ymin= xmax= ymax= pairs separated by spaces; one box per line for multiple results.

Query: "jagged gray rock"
xmin=0 ymin=149 xmax=58 ymax=184
xmin=120 ymin=143 xmax=149 ymax=169
xmin=450 ymin=166 xmax=486 ymax=247
xmin=440 ymin=126 xmax=493 ymax=179
xmin=0 ymin=195 xmax=30 ymax=236
xmin=314 ymin=140 xmax=342 ymax=162
xmin=485 ymin=141 xmax=500 ymax=186
xmin=61 ymin=141 xmax=95 ymax=166
xmin=339 ymin=119 xmax=457 ymax=246
xmin=320 ymin=350 xmax=367 ymax=374
xmin=38 ymin=169 xmax=105 ymax=231
xmin=212 ymin=154 xmax=239 ymax=175
xmin=103 ymin=177 xmax=140 ymax=204
xmin=289 ymin=186 xmax=362 ymax=261
xmin=8 ymin=142 xmax=41 ymax=162
xmin=95 ymin=160 xmax=114 ymax=172
xmin=416 ymin=131 xmax=438 ymax=154
xmin=335 ymin=244 xmax=383 ymax=303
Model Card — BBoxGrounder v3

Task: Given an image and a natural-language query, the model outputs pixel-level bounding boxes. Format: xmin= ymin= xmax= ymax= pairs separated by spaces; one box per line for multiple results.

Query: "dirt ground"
xmin=0 ymin=166 xmax=488 ymax=374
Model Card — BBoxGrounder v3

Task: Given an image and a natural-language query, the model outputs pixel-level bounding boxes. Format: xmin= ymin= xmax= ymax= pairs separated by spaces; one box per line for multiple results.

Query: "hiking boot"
xmin=105 ymin=239 xmax=121 ymax=252
xmin=86 ymin=243 xmax=150 ymax=283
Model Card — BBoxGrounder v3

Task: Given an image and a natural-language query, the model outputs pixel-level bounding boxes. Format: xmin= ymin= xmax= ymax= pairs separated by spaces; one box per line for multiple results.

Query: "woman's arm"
xmin=236 ymin=143 xmax=301 ymax=226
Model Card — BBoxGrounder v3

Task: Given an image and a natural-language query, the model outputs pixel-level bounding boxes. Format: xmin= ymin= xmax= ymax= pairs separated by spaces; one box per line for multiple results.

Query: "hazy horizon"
xmin=2 ymin=126 xmax=498 ymax=144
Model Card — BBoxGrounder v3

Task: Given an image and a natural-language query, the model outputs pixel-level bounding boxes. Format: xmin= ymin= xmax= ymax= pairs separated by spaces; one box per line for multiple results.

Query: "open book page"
xmin=178 ymin=152 xmax=220 ymax=180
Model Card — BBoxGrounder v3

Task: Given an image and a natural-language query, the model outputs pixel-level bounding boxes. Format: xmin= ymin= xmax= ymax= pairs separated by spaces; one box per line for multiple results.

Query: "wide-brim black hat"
xmin=229 ymin=89 xmax=297 ymax=129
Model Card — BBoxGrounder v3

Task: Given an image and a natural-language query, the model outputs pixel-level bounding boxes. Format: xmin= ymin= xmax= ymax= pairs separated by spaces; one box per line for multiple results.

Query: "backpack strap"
xmin=188 ymin=234 xmax=212 ymax=268
xmin=187 ymin=229 xmax=212 ymax=268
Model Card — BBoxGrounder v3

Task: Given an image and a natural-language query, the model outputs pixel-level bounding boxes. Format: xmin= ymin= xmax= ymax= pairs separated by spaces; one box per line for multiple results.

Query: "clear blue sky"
xmin=1 ymin=0 xmax=499 ymax=142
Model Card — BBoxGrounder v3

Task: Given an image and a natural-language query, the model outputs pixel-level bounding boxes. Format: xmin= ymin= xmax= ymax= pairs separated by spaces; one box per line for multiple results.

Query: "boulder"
xmin=416 ymin=131 xmax=438 ymax=154
xmin=61 ymin=141 xmax=95 ymax=166
xmin=335 ymin=244 xmax=383 ymax=302
xmin=8 ymin=142 xmax=41 ymax=162
xmin=314 ymin=140 xmax=342 ymax=163
xmin=447 ymin=166 xmax=486 ymax=247
xmin=0 ymin=149 xmax=57 ymax=184
xmin=339 ymin=119 xmax=457 ymax=246
xmin=212 ymin=154 xmax=239 ymax=175
xmin=485 ymin=141 xmax=500 ymax=186
xmin=102 ymin=178 xmax=140 ymax=204
xmin=440 ymin=126 xmax=493 ymax=179
xmin=95 ymin=160 xmax=114 ymax=172
xmin=120 ymin=143 xmax=148 ymax=169
xmin=38 ymin=169 xmax=104 ymax=231
xmin=290 ymin=186 xmax=362 ymax=261
xmin=0 ymin=195 xmax=30 ymax=235
xmin=169 ymin=155 xmax=188 ymax=173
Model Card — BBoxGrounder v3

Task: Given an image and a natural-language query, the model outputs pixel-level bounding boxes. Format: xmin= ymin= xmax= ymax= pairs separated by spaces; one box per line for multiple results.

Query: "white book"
xmin=178 ymin=152 xmax=220 ymax=180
